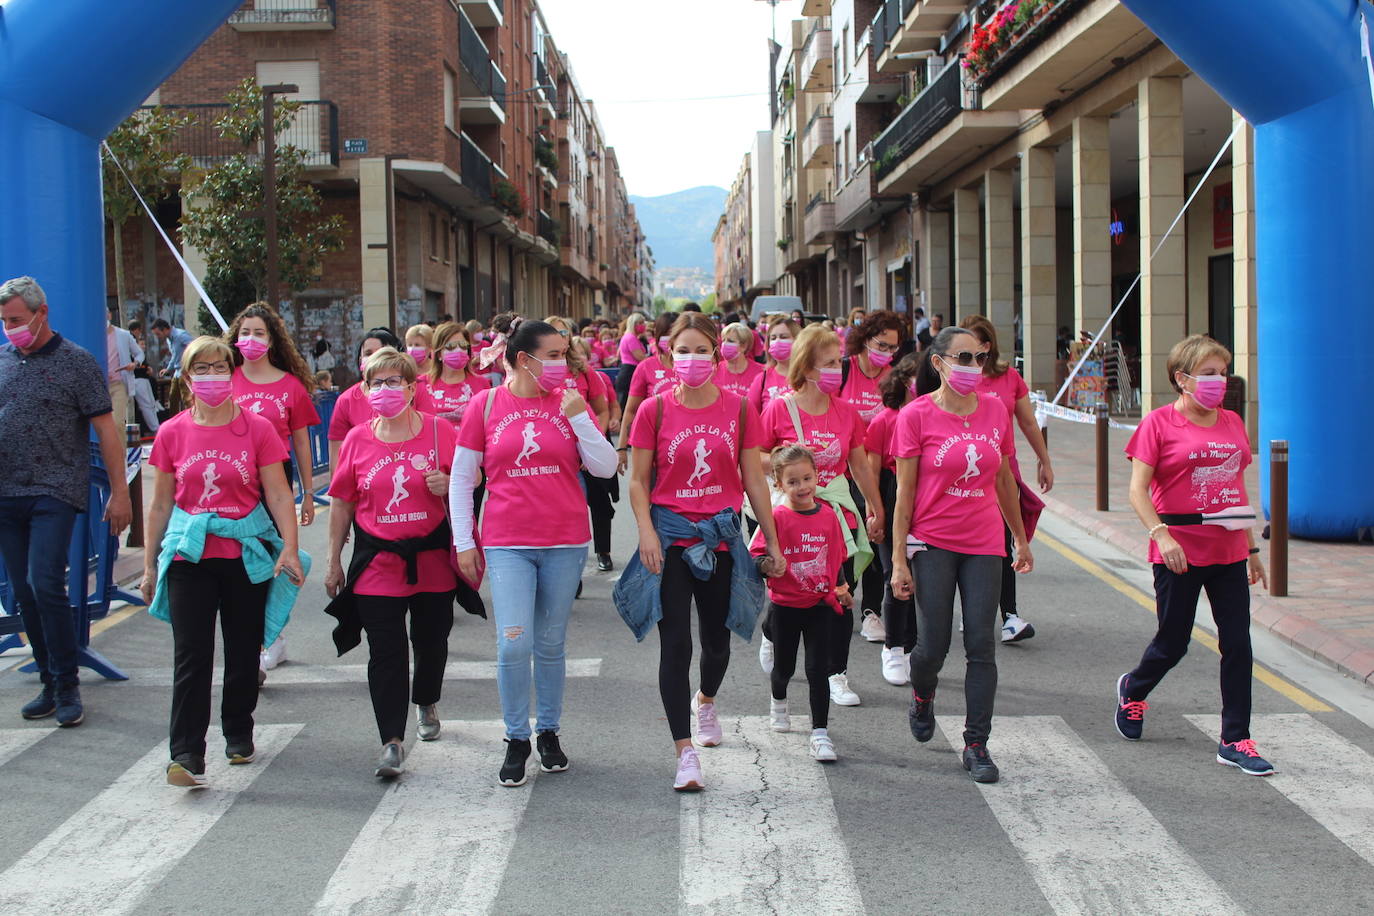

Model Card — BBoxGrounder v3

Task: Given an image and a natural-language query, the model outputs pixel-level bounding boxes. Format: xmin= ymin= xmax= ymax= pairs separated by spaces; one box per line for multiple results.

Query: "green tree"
xmin=701 ymin=292 xmax=718 ymax=314
xmin=180 ymin=78 xmax=346 ymax=316
xmin=102 ymin=107 xmax=192 ymax=323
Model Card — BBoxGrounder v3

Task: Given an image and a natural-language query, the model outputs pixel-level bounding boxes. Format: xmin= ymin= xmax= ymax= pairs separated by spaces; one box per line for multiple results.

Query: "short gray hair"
xmin=0 ymin=277 xmax=46 ymax=312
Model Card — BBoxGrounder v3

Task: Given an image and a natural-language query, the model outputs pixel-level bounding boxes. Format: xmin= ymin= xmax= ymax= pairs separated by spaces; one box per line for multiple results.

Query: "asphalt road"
xmin=0 ymin=504 xmax=1371 ymax=916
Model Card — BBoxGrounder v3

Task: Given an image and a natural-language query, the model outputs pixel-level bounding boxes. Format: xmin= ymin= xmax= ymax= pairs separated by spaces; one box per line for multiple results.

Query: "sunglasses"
xmin=944 ymin=351 xmax=990 ymax=367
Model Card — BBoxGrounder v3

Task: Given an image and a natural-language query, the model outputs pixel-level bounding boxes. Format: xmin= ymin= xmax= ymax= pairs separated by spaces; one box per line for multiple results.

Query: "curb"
xmin=1041 ymin=494 xmax=1374 ymax=687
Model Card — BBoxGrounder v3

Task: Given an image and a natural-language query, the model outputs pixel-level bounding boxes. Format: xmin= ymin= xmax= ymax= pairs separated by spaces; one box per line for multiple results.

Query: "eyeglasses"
xmin=189 ymin=361 xmax=232 ymax=376
xmin=365 ymin=376 xmax=409 ymax=391
xmin=869 ymin=341 xmax=900 ymax=354
xmin=944 ymin=351 xmax=990 ymax=367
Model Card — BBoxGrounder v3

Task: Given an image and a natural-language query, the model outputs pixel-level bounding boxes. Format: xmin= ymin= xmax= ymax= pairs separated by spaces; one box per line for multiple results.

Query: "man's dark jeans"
xmin=0 ymin=496 xmax=79 ymax=687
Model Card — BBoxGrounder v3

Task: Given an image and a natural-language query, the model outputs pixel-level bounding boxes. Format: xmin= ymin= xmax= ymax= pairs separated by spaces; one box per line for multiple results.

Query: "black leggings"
xmin=657 ymin=546 xmax=733 ymax=741
xmin=355 ymin=591 xmax=455 ymax=744
xmin=584 ymin=470 xmax=615 ymax=555
xmin=877 ymin=468 xmax=917 ymax=652
xmin=1000 ymin=525 xmax=1017 ymax=620
xmin=167 ymin=558 xmax=269 ymax=760
xmin=849 ymin=478 xmax=884 ymax=614
xmin=768 ymin=601 xmax=831 ymax=729
xmin=615 ymin=362 xmax=635 ymax=407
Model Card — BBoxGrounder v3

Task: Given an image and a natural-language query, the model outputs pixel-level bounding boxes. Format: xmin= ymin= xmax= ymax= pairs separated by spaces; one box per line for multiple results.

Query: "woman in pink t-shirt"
xmin=628 ymin=313 xmax=784 ymax=791
xmin=890 ymin=327 xmax=1033 ymax=785
xmin=746 ymin=315 xmax=799 ymax=414
xmin=142 ymin=336 xmax=302 ymax=788
xmin=324 ymin=347 xmax=461 ymax=779
xmin=713 ymin=322 xmax=764 ymax=398
xmin=758 ymin=324 xmax=884 ymax=709
xmin=1116 ymin=335 xmax=1272 ymax=776
xmin=616 ymin=311 xmax=679 ymax=472
xmin=328 ymin=327 xmax=401 ymax=473
xmin=567 ymin=333 xmax=621 ymax=571
xmin=614 ymin=311 xmax=651 ymax=405
xmin=960 ymin=315 xmax=1055 ymax=645
xmin=415 ymin=322 xmax=491 ymax=430
xmin=450 ymin=320 xmax=618 ymax=788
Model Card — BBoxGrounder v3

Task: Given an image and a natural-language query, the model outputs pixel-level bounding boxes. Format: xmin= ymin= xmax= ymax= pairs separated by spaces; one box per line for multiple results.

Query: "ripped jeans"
xmin=485 ymin=546 xmax=588 ymax=741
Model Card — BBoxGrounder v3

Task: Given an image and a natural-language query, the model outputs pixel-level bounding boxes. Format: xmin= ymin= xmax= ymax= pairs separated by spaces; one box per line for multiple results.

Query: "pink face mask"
xmin=442 ymin=348 xmax=470 ymax=371
xmin=720 ymin=341 xmax=741 ymax=360
xmin=407 ymin=346 xmax=429 ymax=365
xmin=190 ymin=374 xmax=233 ymax=407
xmin=816 ymin=367 xmax=843 ymax=395
xmin=674 ymin=353 xmax=714 ymax=388
xmin=529 ymin=356 xmax=569 ymax=393
xmin=4 ymin=315 xmax=39 ymax=350
xmin=769 ymin=339 xmax=793 ymax=361
xmin=866 ymin=346 xmax=894 ymax=368
xmin=658 ymin=336 xmax=671 ymax=352
xmin=236 ymin=337 xmax=269 ymax=361
xmin=943 ymin=361 xmax=983 ymax=396
xmin=368 ymin=387 xmax=410 ymax=419
xmin=1186 ymin=373 xmax=1227 ymax=410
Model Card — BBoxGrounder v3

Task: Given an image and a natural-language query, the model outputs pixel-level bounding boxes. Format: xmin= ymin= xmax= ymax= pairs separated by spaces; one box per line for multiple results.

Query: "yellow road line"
xmin=1038 ymin=531 xmax=1332 ymax=713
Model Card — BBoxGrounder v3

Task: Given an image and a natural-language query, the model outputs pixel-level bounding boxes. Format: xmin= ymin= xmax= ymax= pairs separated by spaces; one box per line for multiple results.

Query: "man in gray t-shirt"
xmin=0 ymin=276 xmax=133 ymax=728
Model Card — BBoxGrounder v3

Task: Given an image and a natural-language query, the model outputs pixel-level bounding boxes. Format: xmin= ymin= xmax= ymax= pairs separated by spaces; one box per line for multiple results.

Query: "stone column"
xmin=922 ymin=206 xmax=951 ymax=323
xmin=1139 ymin=76 xmax=1186 ymax=410
xmin=359 ymin=157 xmax=391 ymax=330
xmin=1072 ymin=115 xmax=1111 ymax=338
xmin=983 ymin=168 xmax=1015 ymax=347
xmin=1231 ymin=111 xmax=1259 ymax=441
xmin=1020 ymin=146 xmax=1057 ymax=394
xmin=953 ymin=186 xmax=980 ymax=324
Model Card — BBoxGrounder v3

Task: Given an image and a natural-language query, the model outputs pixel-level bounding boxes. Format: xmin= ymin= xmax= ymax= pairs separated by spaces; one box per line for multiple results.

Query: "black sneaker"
xmin=962 ymin=743 xmax=1000 ymax=783
xmin=166 ymin=754 xmax=207 ymax=788
xmin=575 ymin=580 xmax=583 ymax=599
xmin=596 ymin=553 xmax=614 ymax=572
xmin=54 ymin=685 xmax=83 ymax=727
xmin=908 ymin=690 xmax=935 ymax=743
xmin=1217 ymin=739 xmax=1276 ymax=776
xmin=226 ymin=738 xmax=255 ymax=765
xmin=20 ymin=685 xmax=56 ymax=720
xmin=536 ymin=731 xmax=569 ymax=773
xmin=1114 ymin=673 xmax=1148 ymax=741
xmin=500 ymin=738 xmax=532 ymax=787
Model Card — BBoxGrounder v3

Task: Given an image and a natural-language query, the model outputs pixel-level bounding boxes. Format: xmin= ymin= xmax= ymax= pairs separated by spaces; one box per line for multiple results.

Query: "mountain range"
xmin=630 ymin=186 xmax=728 ymax=274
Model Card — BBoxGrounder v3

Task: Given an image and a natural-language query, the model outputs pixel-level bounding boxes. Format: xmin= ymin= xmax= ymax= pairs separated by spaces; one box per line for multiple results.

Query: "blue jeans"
xmin=0 ymin=496 xmax=80 ymax=686
xmin=485 ymin=546 xmax=587 ymax=740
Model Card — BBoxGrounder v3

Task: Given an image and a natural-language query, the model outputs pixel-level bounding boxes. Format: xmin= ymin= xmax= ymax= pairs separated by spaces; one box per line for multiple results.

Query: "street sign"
xmin=344 ymin=139 xmax=368 ymax=154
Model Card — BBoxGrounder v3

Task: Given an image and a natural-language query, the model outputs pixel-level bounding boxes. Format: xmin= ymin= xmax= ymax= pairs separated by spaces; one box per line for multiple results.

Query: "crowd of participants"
xmin=0 ymin=272 xmax=1277 ymax=791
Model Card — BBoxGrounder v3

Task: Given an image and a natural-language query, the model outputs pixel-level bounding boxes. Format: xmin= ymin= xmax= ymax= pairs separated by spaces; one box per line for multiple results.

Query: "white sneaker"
xmin=809 ymin=730 xmax=838 ymax=762
xmin=828 ymin=672 xmax=861 ymax=706
xmin=860 ymin=610 xmax=886 ymax=643
xmin=259 ymin=636 xmax=287 ymax=671
xmin=881 ymin=646 xmax=910 ymax=686
xmin=1001 ymin=614 xmax=1036 ymax=643
xmin=769 ymin=698 xmax=790 ymax=732
xmin=758 ymin=636 xmax=774 ymax=675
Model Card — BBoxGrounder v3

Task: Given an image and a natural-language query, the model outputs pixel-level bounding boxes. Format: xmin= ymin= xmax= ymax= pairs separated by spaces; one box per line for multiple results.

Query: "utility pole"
xmin=261 ymin=83 xmax=297 ymax=315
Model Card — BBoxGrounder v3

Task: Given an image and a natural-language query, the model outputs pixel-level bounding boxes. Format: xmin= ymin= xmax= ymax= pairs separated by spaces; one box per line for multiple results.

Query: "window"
xmin=443 ymin=67 xmax=456 ymax=130
xmin=429 ymin=212 xmax=439 ymax=261
xmin=844 ymin=129 xmax=852 ymax=181
xmin=841 ymin=27 xmax=849 ymax=76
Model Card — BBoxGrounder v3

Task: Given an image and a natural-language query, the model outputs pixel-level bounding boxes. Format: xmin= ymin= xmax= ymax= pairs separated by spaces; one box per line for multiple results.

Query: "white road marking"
xmin=0 ymin=723 xmax=301 ymax=916
xmin=109 ymin=657 xmax=604 ymax=687
xmin=0 ymin=728 xmax=49 ymax=768
xmin=679 ymin=715 xmax=865 ymax=916
xmin=1187 ymin=713 xmax=1374 ymax=867
xmin=938 ymin=715 xmax=1239 ymax=915
xmin=313 ymin=721 xmax=536 ymax=916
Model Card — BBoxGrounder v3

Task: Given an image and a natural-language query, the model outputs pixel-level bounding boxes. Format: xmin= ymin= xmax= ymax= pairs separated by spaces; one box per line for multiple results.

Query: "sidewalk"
xmin=1037 ymin=419 xmax=1374 ymax=687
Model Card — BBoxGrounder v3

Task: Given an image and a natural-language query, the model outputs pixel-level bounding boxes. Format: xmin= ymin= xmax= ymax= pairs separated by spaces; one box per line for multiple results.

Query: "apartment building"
xmin=712 ymin=152 xmax=753 ymax=311
xmin=105 ymin=0 xmax=647 ymax=364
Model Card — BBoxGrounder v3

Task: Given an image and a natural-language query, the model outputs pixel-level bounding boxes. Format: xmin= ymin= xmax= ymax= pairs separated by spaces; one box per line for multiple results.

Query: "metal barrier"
xmin=295 ymin=388 xmax=339 ymax=506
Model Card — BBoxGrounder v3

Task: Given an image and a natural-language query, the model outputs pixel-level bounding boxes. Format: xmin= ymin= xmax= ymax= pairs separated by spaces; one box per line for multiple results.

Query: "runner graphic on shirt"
xmin=1190 ymin=449 xmax=1244 ymax=504
xmin=956 ymin=443 xmax=982 ymax=485
xmin=686 ymin=438 xmax=712 ymax=487
xmin=790 ymin=543 xmax=830 ymax=594
xmin=385 ymin=464 xmax=411 ymax=514
xmin=250 ymin=401 xmax=264 ymax=414
xmin=515 ymin=421 xmax=542 ymax=466
xmin=199 ymin=463 xmax=222 ymax=506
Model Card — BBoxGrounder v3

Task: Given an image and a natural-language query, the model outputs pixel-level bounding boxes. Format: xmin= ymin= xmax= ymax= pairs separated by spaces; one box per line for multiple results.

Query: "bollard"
xmin=1270 ymin=439 xmax=1288 ymax=597
xmin=125 ymin=424 xmax=144 ymax=549
xmin=1095 ymin=401 xmax=1109 ymax=511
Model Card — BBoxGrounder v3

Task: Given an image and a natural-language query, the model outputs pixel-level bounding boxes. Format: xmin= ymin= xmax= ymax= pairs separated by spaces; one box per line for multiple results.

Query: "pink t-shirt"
xmin=747 ymin=365 xmax=791 ymax=413
xmin=149 ymin=410 xmax=289 ymax=560
xmin=975 ymin=367 xmax=1029 ymax=419
xmin=328 ymin=417 xmax=458 ymax=597
xmin=618 ymin=332 xmax=647 ymax=367
xmin=759 ymin=394 xmax=865 ymax=486
xmin=750 ymin=503 xmax=846 ymax=611
xmin=839 ymin=360 xmax=890 ymax=425
xmin=415 ymin=372 xmax=492 ymax=428
xmin=1125 ymin=405 xmax=1251 ymax=567
xmin=714 ymin=358 xmax=764 ymax=399
xmin=629 ymin=355 xmax=676 ymax=399
xmin=328 ymin=383 xmax=372 ymax=442
xmin=231 ymin=370 xmax=320 ymax=448
xmin=864 ymin=407 xmax=900 ymax=472
xmin=894 ymin=395 xmax=1015 ymax=557
xmin=457 ymin=387 xmax=591 ymax=548
xmin=628 ymin=389 xmax=763 ymax=521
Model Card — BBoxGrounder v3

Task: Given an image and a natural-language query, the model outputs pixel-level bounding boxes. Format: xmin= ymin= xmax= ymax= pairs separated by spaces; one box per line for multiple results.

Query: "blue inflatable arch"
xmin=1118 ymin=0 xmax=1374 ymax=539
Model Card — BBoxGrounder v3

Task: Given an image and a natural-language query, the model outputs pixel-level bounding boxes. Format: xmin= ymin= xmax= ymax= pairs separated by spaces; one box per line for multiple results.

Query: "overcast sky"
xmin=539 ymin=0 xmax=802 ymax=199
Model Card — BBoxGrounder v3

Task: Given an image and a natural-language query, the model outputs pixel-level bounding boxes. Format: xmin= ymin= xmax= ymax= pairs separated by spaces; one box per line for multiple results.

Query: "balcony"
xmin=538 ymin=210 xmax=559 ymax=245
xmin=876 ymin=0 xmax=966 ymax=70
xmin=970 ymin=0 xmax=1154 ymax=110
xmin=801 ymin=0 xmax=831 ymax=15
xmin=801 ymin=104 xmax=834 ymax=169
xmin=460 ymin=133 xmax=495 ymax=202
xmin=229 ymin=0 xmax=335 ymax=31
xmin=803 ymin=192 xmax=835 ymax=245
xmin=873 ymin=59 xmax=965 ymax=180
xmin=140 ymin=101 xmax=340 ymax=168
xmin=834 ymin=160 xmax=904 ymax=232
xmin=455 ymin=0 xmax=503 ymax=29
xmin=800 ymin=20 xmax=833 ymax=93
xmin=459 ymin=10 xmax=507 ymax=124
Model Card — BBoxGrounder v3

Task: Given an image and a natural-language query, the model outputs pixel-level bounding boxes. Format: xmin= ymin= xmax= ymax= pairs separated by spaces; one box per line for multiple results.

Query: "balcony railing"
xmin=460 ymin=133 xmax=495 ymax=202
xmin=459 ymin=10 xmax=494 ymax=95
xmin=800 ymin=21 xmax=833 ymax=92
xmin=871 ymin=0 xmax=915 ymax=55
xmin=138 ymin=101 xmax=340 ymax=168
xmin=801 ymin=104 xmax=834 ymax=168
xmin=803 ymin=193 xmax=835 ymax=244
xmin=538 ymin=210 xmax=559 ymax=244
xmin=873 ymin=59 xmax=965 ymax=180
xmin=964 ymin=0 xmax=1088 ymax=86
xmin=229 ymin=0 xmax=336 ymax=30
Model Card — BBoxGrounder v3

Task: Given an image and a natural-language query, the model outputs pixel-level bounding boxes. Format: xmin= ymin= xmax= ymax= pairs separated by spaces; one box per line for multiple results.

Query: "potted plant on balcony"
xmin=494 ymin=179 xmax=526 ymax=219
xmin=777 ymin=237 xmax=792 ymax=251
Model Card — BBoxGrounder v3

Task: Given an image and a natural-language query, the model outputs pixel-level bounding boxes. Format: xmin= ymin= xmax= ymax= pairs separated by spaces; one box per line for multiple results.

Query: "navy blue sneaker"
xmin=1217 ymin=739 xmax=1275 ymax=776
xmin=21 ymin=685 xmax=56 ymax=720
xmin=908 ymin=690 xmax=935 ymax=743
xmin=962 ymin=743 xmax=1000 ymax=783
xmin=1114 ymin=673 xmax=1147 ymax=741
xmin=54 ymin=685 xmax=83 ymax=727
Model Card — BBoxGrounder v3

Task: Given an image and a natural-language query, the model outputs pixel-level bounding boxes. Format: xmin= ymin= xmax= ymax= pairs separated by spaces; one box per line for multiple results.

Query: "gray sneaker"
xmin=374 ymin=741 xmax=405 ymax=778
xmin=416 ymin=704 xmax=441 ymax=742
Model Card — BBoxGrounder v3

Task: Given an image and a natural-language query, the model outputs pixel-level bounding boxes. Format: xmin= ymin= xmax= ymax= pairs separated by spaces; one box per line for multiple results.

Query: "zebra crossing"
xmin=0 ymin=713 xmax=1369 ymax=915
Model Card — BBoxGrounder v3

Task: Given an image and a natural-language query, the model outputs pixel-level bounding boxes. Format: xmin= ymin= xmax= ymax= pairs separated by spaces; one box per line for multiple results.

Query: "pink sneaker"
xmin=692 ymin=694 xmax=723 ymax=747
xmin=673 ymin=746 xmax=704 ymax=791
